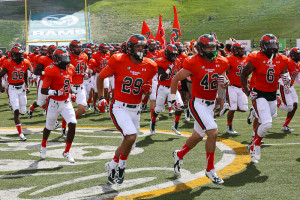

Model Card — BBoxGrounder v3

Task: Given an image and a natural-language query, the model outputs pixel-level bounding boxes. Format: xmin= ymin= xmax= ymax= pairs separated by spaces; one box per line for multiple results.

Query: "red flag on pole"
xmin=155 ymin=14 xmax=166 ymax=49
xmin=141 ymin=21 xmax=154 ymax=39
xmin=170 ymin=5 xmax=181 ymax=44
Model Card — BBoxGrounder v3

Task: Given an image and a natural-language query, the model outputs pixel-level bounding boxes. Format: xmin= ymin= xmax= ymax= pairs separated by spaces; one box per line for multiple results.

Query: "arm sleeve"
xmin=42 ymin=76 xmax=53 ymax=89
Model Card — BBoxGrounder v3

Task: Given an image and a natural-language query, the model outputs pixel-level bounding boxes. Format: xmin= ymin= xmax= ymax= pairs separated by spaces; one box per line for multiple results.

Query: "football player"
xmin=240 ymin=34 xmax=289 ymax=163
xmin=170 ymin=34 xmax=229 ymax=185
xmin=225 ymin=43 xmax=248 ymax=134
xmin=40 ymin=48 xmax=76 ymax=163
xmin=150 ymin=44 xmax=183 ymax=135
xmin=277 ymin=47 xmax=300 ymax=131
xmin=92 ymin=43 xmax=111 ymax=113
xmin=97 ymin=34 xmax=157 ymax=184
xmin=0 ymin=47 xmax=31 ymax=141
xmin=28 ymin=45 xmax=57 ymax=119
xmin=61 ymin=40 xmax=88 ymax=136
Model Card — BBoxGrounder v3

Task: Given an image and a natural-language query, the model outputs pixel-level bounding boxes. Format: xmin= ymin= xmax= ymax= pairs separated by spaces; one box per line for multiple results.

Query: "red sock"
xmin=177 ymin=144 xmax=191 ymax=159
xmin=254 ymin=135 xmax=263 ymax=146
xmin=113 ymin=155 xmax=119 ymax=163
xmin=64 ymin=142 xmax=72 ymax=153
xmin=206 ymin=152 xmax=215 ymax=172
xmin=16 ymin=124 xmax=22 ymax=134
xmin=253 ymin=125 xmax=256 ymax=132
xmin=42 ymin=104 xmax=47 ymax=110
xmin=142 ymin=96 xmax=148 ymax=104
xmin=151 ymin=109 xmax=157 ymax=122
xmin=175 ymin=115 xmax=181 ymax=122
xmin=169 ymin=107 xmax=172 ymax=112
xmin=227 ymin=121 xmax=232 ymax=126
xmin=119 ymin=153 xmax=128 ymax=161
xmin=283 ymin=117 xmax=292 ymax=127
xmin=30 ymin=105 xmax=35 ymax=111
xmin=87 ymin=98 xmax=91 ymax=104
xmin=93 ymin=101 xmax=96 ymax=107
xmin=62 ymin=119 xmax=66 ymax=129
xmin=41 ymin=139 xmax=47 ymax=147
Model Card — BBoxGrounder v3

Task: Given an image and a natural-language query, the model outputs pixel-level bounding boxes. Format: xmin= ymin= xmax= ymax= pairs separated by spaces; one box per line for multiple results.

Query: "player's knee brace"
xmin=257 ymin=122 xmax=272 ymax=137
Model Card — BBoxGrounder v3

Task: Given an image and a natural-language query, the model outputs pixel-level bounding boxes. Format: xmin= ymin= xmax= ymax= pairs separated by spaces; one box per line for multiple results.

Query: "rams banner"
xmin=27 ymin=12 xmax=87 ymax=42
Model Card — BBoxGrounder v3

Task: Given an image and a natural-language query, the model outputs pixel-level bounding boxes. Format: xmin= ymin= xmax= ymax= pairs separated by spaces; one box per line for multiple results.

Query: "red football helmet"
xmin=175 ymin=42 xmax=184 ymax=54
xmin=231 ymin=43 xmax=245 ymax=57
xmin=121 ymin=42 xmax=127 ymax=53
xmin=99 ymin=43 xmax=108 ymax=54
xmin=196 ymin=34 xmax=218 ymax=59
xmin=47 ymin=45 xmax=57 ymax=58
xmin=127 ymin=34 xmax=147 ymax=60
xmin=147 ymin=39 xmax=156 ymax=52
xmin=40 ymin=45 xmax=48 ymax=56
xmin=290 ymin=47 xmax=300 ymax=62
xmin=69 ymin=40 xmax=82 ymax=55
xmin=165 ymin=44 xmax=179 ymax=62
xmin=10 ymin=46 xmax=24 ymax=63
xmin=83 ymin=48 xmax=92 ymax=59
xmin=260 ymin=34 xmax=279 ymax=58
xmin=53 ymin=47 xmax=70 ymax=69
xmin=13 ymin=43 xmax=22 ymax=49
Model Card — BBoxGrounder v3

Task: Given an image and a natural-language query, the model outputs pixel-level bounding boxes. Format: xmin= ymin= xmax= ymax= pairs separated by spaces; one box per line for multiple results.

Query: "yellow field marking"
xmin=0 ymin=127 xmax=251 ymax=199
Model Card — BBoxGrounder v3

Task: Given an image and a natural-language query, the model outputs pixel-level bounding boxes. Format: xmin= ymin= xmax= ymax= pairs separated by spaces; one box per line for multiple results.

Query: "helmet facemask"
xmin=12 ymin=52 xmax=24 ymax=63
xmin=262 ymin=42 xmax=279 ymax=58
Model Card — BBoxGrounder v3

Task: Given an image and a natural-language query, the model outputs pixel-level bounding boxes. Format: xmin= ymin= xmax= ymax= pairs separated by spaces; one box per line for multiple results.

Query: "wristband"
xmin=165 ymin=68 xmax=171 ymax=75
xmin=41 ymin=71 xmax=45 ymax=75
xmin=170 ymin=94 xmax=176 ymax=102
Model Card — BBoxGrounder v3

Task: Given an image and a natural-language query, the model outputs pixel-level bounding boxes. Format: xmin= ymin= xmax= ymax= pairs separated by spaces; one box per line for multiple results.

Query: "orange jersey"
xmin=70 ymin=53 xmax=88 ymax=85
xmin=287 ymin=59 xmax=300 ymax=85
xmin=99 ymin=54 xmax=157 ymax=104
xmin=226 ymin=54 xmax=248 ymax=87
xmin=247 ymin=52 xmax=288 ymax=92
xmin=38 ymin=56 xmax=53 ymax=81
xmin=183 ymin=54 xmax=229 ymax=101
xmin=33 ymin=55 xmax=42 ymax=69
xmin=177 ymin=53 xmax=188 ymax=65
xmin=146 ymin=50 xmax=161 ymax=61
xmin=42 ymin=64 xmax=75 ymax=101
xmin=92 ymin=52 xmax=110 ymax=72
xmin=3 ymin=58 xmax=30 ymax=84
xmin=156 ymin=56 xmax=181 ymax=87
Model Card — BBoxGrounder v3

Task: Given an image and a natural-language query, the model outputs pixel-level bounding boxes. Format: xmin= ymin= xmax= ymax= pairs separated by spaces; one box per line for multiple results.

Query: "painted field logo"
xmin=0 ymin=127 xmax=250 ymax=200
xmin=41 ymin=14 xmax=79 ymax=27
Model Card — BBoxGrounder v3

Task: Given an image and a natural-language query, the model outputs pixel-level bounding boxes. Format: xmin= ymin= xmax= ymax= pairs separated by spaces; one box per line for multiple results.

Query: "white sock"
xmin=118 ymin=159 xmax=127 ymax=169
xmin=109 ymin=159 xmax=118 ymax=169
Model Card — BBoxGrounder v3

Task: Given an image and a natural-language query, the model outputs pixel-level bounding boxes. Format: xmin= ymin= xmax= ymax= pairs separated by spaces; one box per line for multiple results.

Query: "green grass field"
xmin=0 ymin=84 xmax=299 ymax=199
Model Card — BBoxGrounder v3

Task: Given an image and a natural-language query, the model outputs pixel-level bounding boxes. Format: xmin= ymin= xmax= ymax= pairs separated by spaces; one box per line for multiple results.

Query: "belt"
xmin=53 ymin=99 xmax=69 ymax=104
xmin=200 ymin=99 xmax=214 ymax=106
xmin=122 ymin=103 xmax=138 ymax=108
xmin=72 ymin=85 xmax=81 ymax=88
xmin=160 ymin=85 xmax=170 ymax=88
xmin=231 ymin=84 xmax=241 ymax=88
xmin=11 ymin=85 xmax=23 ymax=89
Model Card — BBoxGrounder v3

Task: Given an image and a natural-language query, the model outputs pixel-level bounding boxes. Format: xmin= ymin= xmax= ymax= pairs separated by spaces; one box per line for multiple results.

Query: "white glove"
xmin=217 ymin=75 xmax=228 ymax=85
xmin=169 ymin=100 xmax=183 ymax=111
xmin=282 ymin=73 xmax=291 ymax=85
xmin=165 ymin=64 xmax=174 ymax=74
xmin=48 ymin=89 xmax=65 ymax=96
xmin=249 ymin=91 xmax=258 ymax=101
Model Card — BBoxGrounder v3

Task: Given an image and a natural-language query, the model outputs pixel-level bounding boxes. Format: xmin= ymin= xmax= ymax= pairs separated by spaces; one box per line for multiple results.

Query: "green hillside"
xmin=1 ymin=0 xmax=300 ymax=49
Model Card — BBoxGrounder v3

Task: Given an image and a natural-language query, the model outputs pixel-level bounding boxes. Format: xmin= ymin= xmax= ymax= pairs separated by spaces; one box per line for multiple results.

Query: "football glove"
xmin=141 ymin=84 xmax=152 ymax=94
xmin=71 ymin=94 xmax=76 ymax=103
xmin=169 ymin=100 xmax=183 ymax=111
xmin=249 ymin=91 xmax=258 ymax=101
xmin=48 ymin=89 xmax=65 ymax=96
xmin=282 ymin=73 xmax=291 ymax=85
xmin=98 ymin=97 xmax=108 ymax=113
xmin=217 ymin=75 xmax=228 ymax=85
xmin=283 ymin=85 xmax=291 ymax=94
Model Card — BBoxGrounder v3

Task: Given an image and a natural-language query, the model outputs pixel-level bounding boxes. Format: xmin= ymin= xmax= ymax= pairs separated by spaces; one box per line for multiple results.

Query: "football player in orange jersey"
xmin=92 ymin=43 xmax=111 ymax=113
xmin=61 ymin=40 xmax=88 ymax=136
xmin=0 ymin=47 xmax=31 ymax=141
xmin=241 ymin=34 xmax=289 ymax=164
xmin=224 ymin=43 xmax=248 ymax=134
xmin=277 ymin=47 xmax=300 ymax=132
xmin=28 ymin=45 xmax=57 ymax=119
xmin=142 ymin=39 xmax=161 ymax=112
xmin=150 ymin=44 xmax=183 ymax=135
xmin=97 ymin=34 xmax=157 ymax=184
xmin=170 ymin=34 xmax=230 ymax=185
xmin=83 ymin=48 xmax=97 ymax=111
xmin=40 ymin=48 xmax=76 ymax=163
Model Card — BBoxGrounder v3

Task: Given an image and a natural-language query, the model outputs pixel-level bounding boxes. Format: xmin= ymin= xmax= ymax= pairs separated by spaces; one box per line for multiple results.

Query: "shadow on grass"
xmin=265 ymin=131 xmax=289 ymax=139
xmin=136 ymin=135 xmax=179 ymax=148
xmin=296 ymin=158 xmax=300 ymax=162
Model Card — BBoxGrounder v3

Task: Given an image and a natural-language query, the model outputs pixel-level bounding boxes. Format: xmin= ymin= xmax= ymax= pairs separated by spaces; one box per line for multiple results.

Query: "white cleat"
xmin=184 ymin=109 xmax=190 ymax=121
xmin=63 ymin=152 xmax=75 ymax=163
xmin=281 ymin=125 xmax=294 ymax=132
xmin=254 ymin=145 xmax=261 ymax=161
xmin=19 ymin=133 xmax=27 ymax=141
xmin=40 ymin=146 xmax=46 ymax=159
xmin=226 ymin=127 xmax=238 ymax=135
xmin=150 ymin=121 xmax=156 ymax=135
xmin=171 ymin=126 xmax=182 ymax=135
xmin=205 ymin=168 xmax=224 ymax=184
xmin=249 ymin=146 xmax=259 ymax=163
xmin=219 ymin=103 xmax=229 ymax=117
xmin=173 ymin=150 xmax=183 ymax=174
